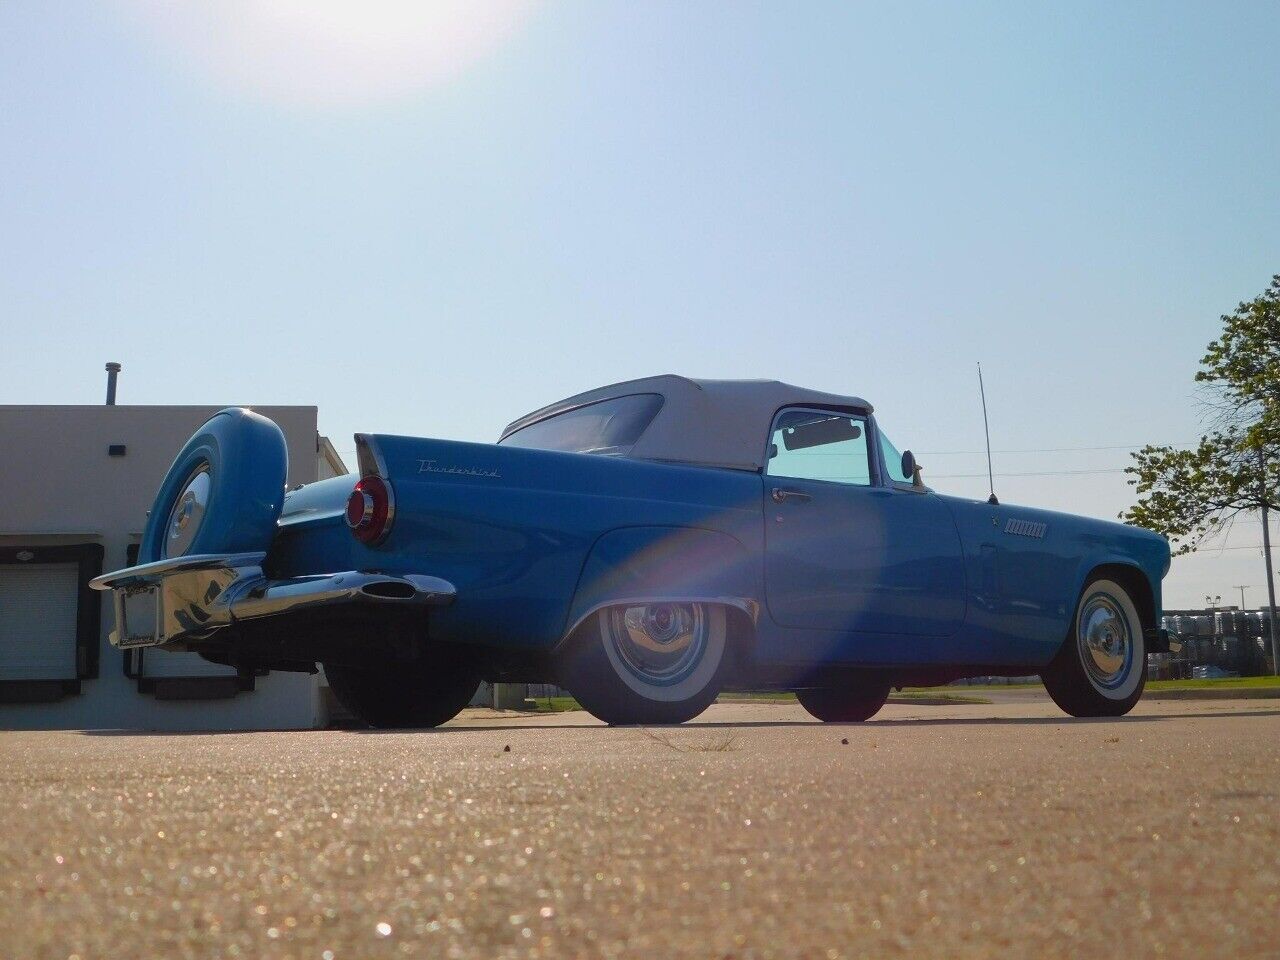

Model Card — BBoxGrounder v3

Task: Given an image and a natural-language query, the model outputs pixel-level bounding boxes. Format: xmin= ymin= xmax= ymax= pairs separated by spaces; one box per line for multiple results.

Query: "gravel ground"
xmin=2 ymin=698 xmax=1279 ymax=960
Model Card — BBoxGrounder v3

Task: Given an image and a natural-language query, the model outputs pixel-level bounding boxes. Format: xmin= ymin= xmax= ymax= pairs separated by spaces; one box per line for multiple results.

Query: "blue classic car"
xmin=92 ymin=376 xmax=1170 ymax=726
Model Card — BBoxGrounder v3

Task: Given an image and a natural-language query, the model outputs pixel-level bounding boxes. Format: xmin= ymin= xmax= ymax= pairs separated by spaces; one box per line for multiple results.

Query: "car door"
xmin=763 ymin=408 xmax=966 ymax=639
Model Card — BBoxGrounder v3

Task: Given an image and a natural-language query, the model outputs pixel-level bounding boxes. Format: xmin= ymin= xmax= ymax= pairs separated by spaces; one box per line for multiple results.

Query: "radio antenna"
xmin=978 ymin=362 xmax=998 ymax=505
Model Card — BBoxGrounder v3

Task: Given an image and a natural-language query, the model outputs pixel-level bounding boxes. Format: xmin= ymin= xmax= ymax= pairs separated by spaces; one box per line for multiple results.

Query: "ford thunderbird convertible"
xmin=92 ymin=376 xmax=1170 ymax=726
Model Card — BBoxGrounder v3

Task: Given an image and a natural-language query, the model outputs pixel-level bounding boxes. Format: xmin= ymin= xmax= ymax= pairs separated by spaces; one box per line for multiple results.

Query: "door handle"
xmin=771 ymin=487 xmax=812 ymax=504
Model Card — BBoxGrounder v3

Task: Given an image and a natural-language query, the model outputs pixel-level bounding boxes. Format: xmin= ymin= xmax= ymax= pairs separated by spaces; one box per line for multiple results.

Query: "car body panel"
xmin=939 ymin=494 xmax=1168 ymax=664
xmin=264 ymin=426 xmax=1169 ymax=673
xmin=764 ymin=482 xmax=967 ymax=638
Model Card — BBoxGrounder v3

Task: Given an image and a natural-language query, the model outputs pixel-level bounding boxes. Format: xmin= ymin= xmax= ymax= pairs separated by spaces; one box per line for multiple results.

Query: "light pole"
xmin=1260 ymin=448 xmax=1279 ymax=676
xmin=1205 ymin=594 xmax=1221 ymax=610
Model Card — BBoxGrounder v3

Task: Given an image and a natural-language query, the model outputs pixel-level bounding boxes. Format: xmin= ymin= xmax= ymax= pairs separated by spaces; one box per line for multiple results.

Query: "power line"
xmin=929 ymin=468 xmax=1128 ymax=479
xmin=1177 ymin=545 xmax=1278 ymax=553
xmin=919 ymin=442 xmax=1195 ymax=456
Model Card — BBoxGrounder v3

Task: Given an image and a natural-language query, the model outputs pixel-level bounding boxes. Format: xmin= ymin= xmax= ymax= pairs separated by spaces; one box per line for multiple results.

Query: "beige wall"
xmin=0 ymin=405 xmax=334 ymax=731
xmin=317 ymin=435 xmax=350 ymax=480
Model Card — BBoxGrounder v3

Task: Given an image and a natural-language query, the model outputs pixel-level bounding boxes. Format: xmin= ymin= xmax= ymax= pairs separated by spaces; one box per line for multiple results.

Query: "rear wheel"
xmin=563 ymin=602 xmax=728 ymax=725
xmin=324 ymin=652 xmax=480 ymax=729
xmin=1041 ymin=577 xmax=1146 ymax=718
xmin=796 ymin=680 xmax=891 ymax=722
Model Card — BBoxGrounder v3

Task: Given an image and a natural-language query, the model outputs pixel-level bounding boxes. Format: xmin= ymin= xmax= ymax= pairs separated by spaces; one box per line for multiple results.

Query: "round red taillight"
xmin=345 ymin=476 xmax=394 ymax=545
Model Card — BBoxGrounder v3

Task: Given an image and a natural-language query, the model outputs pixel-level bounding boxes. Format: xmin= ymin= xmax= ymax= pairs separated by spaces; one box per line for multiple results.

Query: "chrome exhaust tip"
xmin=359 ymin=579 xmax=418 ymax=600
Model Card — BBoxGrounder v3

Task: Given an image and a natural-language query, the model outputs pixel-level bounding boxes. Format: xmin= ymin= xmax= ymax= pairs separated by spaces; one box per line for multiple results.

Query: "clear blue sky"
xmin=3 ymin=1 xmax=1278 ymax=607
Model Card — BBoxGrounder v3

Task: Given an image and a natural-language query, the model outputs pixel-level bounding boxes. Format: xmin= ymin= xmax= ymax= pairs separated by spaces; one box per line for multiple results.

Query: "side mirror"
xmin=900 ymin=450 xmax=917 ymax=481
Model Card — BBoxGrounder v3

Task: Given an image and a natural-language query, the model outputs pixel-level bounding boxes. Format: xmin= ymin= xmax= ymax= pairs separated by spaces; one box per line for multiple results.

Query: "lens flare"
xmin=118 ymin=0 xmax=537 ymax=107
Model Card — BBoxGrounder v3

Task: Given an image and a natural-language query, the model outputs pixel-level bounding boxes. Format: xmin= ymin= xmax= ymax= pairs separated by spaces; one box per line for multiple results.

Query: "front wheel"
xmin=1041 ymin=577 xmax=1146 ymax=718
xmin=563 ymin=602 xmax=728 ymax=725
xmin=324 ymin=652 xmax=480 ymax=729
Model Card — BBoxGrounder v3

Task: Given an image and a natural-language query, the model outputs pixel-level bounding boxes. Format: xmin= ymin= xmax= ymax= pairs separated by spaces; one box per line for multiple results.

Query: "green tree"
xmin=1124 ymin=274 xmax=1280 ymax=554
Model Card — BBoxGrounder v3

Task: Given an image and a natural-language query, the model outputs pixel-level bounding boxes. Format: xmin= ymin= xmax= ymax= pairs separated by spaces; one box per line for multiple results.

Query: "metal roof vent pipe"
xmin=105 ymin=362 xmax=122 ymax=405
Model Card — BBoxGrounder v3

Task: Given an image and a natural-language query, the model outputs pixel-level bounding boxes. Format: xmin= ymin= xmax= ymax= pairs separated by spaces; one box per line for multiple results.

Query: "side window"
xmin=878 ymin=428 xmax=911 ymax=484
xmin=766 ymin=410 xmax=872 ymax=486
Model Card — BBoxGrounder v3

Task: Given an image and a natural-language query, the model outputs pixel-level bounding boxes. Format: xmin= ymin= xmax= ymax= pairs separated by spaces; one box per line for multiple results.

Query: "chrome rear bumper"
xmin=89 ymin=552 xmax=455 ymax=649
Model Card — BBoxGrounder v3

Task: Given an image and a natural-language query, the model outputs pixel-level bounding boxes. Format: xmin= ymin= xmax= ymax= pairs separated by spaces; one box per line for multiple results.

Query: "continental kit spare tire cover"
xmin=138 ymin=407 xmax=288 ymax=564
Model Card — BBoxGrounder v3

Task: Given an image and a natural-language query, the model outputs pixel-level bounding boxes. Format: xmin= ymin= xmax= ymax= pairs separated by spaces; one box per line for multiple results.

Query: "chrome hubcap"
xmin=607 ymin=603 xmax=706 ymax=686
xmin=164 ymin=464 xmax=211 ymax=558
xmin=1078 ymin=593 xmax=1132 ymax=689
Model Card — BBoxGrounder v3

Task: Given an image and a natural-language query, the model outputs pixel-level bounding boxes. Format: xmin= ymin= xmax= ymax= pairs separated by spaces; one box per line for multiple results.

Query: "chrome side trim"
xmin=354 ymin=433 xmax=390 ymax=478
xmin=228 ymin=570 xmax=454 ymax=621
xmin=90 ymin=552 xmax=268 ymax=591
xmin=276 ymin=507 xmax=346 ymax=527
xmin=374 ymin=477 xmax=396 ymax=545
xmin=90 ymin=553 xmax=455 ymax=649
xmin=556 ymin=596 xmax=760 ymax=652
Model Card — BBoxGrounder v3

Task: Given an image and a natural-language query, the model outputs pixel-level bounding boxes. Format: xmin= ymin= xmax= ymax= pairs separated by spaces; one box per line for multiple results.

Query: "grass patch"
xmin=719 ymin=690 xmax=991 ymax=705
xmin=528 ymin=695 xmax=582 ymax=713
xmin=889 ymin=691 xmax=992 ymax=705
xmin=1146 ymin=675 xmax=1280 ymax=690
xmin=930 ymin=675 xmax=1280 ymax=692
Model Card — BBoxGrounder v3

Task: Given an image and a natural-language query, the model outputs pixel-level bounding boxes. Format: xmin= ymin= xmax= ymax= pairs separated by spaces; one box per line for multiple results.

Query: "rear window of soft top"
xmin=500 ymin=393 xmax=664 ymax=456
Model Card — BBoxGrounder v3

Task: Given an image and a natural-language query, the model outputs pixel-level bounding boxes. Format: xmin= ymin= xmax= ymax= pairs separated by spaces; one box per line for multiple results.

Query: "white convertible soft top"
xmin=501 ymin=375 xmax=872 ymax=472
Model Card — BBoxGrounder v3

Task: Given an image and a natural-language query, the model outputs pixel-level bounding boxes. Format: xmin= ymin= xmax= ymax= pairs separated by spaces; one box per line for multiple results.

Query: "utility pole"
xmin=1233 ymin=585 xmax=1251 ymax=609
xmin=1261 ymin=448 xmax=1279 ymax=676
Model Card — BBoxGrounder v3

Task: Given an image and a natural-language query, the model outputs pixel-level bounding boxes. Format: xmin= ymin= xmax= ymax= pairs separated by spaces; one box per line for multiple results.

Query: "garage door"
xmin=135 ymin=643 xmax=237 ymax=680
xmin=0 ymin=563 xmax=80 ymax=680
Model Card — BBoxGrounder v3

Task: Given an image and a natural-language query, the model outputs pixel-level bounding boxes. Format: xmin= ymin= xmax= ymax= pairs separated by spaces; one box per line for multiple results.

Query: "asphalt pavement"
xmin=2 ymin=696 xmax=1279 ymax=960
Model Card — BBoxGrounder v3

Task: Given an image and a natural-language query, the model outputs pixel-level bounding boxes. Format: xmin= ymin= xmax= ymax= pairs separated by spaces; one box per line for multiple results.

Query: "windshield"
xmin=878 ymin=427 xmax=911 ymax=483
xmin=500 ymin=393 xmax=664 ymax=455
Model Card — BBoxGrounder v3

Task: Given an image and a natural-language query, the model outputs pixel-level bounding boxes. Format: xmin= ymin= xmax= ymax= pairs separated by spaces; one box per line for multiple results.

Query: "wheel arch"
xmin=557 ymin=524 xmax=761 ymax=665
xmin=557 ymin=595 xmax=758 ymax=660
xmin=1080 ymin=562 xmax=1157 ymax=634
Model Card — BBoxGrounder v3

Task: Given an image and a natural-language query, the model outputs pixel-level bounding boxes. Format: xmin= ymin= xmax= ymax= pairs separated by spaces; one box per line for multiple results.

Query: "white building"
xmin=0 ymin=402 xmax=348 ymax=731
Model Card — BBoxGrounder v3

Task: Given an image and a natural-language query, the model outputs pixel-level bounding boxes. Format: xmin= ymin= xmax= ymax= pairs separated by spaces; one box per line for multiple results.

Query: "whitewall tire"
xmin=564 ymin=602 xmax=728 ymax=725
xmin=1042 ymin=578 xmax=1146 ymax=717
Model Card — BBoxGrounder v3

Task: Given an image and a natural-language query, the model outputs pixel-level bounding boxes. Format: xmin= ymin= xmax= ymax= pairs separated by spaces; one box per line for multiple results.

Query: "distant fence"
xmin=1160 ymin=607 xmax=1276 ymax=678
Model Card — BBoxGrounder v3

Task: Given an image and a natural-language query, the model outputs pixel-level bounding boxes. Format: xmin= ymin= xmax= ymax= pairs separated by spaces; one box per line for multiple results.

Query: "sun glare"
xmin=119 ymin=0 xmax=537 ymax=107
